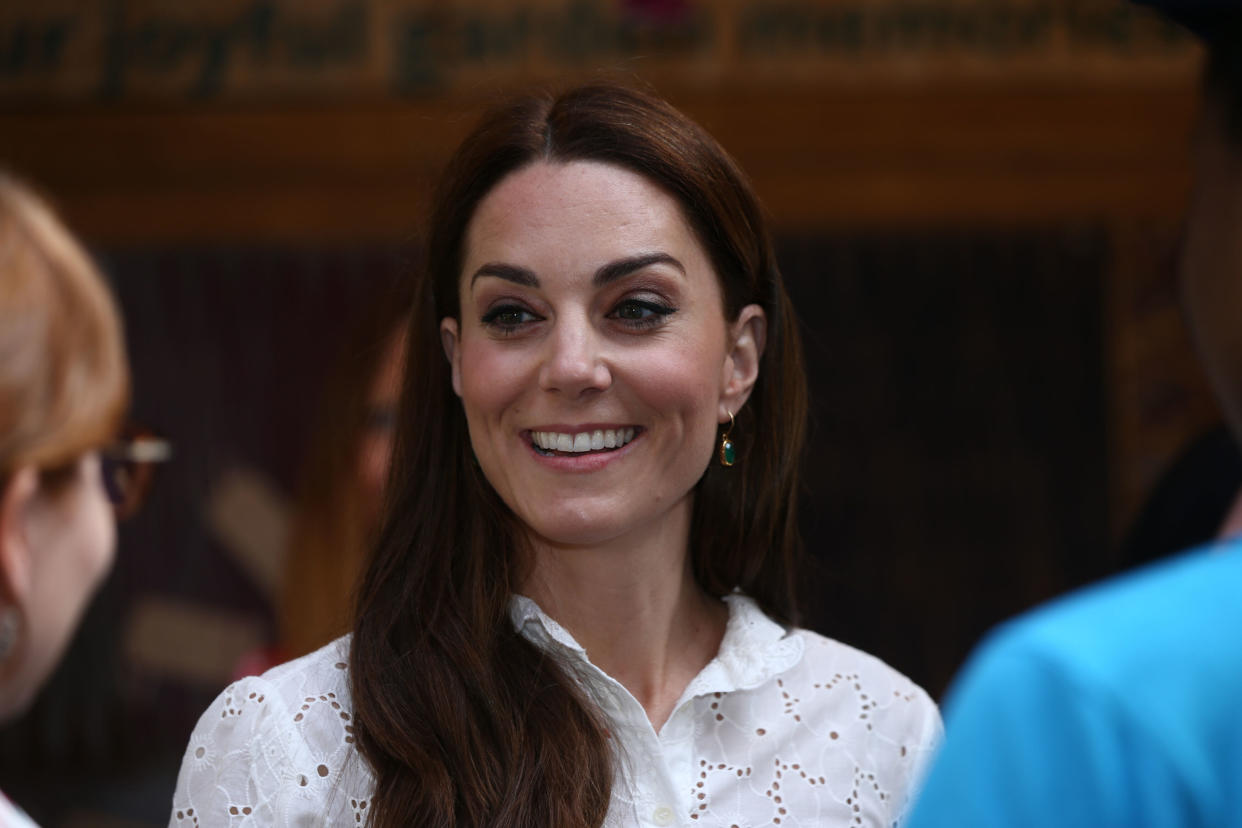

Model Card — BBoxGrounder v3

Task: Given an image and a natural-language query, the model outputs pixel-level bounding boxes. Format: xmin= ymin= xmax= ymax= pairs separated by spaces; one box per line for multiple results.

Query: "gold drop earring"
xmin=719 ymin=410 xmax=736 ymax=467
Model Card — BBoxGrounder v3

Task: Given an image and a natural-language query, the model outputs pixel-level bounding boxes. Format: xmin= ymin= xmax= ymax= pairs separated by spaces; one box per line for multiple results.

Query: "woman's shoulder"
xmin=193 ymin=636 xmax=356 ymax=736
xmin=248 ymin=634 xmax=355 ymax=703
xmin=784 ymin=626 xmax=943 ymax=749
xmin=788 ymin=628 xmax=930 ymax=698
xmin=170 ymin=636 xmax=371 ymax=825
xmin=718 ymin=594 xmax=939 ymax=740
xmin=192 ymin=634 xmax=358 ymax=758
xmin=709 ymin=605 xmax=942 ymax=821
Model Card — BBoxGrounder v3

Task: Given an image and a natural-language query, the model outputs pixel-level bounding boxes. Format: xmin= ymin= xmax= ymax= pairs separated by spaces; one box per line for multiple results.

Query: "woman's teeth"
xmin=531 ymin=428 xmax=637 ymax=454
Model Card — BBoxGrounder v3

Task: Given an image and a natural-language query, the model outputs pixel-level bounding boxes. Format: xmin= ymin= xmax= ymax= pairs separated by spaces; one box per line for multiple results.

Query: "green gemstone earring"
xmin=719 ymin=410 xmax=736 ymax=467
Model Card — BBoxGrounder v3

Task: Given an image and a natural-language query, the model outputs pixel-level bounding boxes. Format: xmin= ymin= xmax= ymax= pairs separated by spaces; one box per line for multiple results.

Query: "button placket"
xmin=658 ymin=704 xmax=697 ymax=817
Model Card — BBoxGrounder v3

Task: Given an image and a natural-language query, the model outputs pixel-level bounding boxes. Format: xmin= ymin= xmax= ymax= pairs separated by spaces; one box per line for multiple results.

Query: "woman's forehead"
xmin=462 ymin=160 xmax=701 ymax=275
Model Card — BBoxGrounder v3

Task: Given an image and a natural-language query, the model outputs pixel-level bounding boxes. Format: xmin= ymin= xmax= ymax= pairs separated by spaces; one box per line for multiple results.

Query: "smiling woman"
xmin=170 ymin=83 xmax=941 ymax=827
xmin=442 ymin=160 xmax=763 ymax=555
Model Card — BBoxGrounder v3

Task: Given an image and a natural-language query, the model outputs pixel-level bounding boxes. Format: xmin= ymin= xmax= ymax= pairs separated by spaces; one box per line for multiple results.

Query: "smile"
xmin=529 ymin=427 xmax=639 ymax=456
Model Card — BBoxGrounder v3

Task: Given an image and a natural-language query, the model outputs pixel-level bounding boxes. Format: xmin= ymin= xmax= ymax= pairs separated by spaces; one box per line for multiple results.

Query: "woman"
xmin=0 ymin=174 xmax=130 ymax=824
xmin=233 ymin=290 xmax=410 ymax=679
xmin=277 ymin=301 xmax=408 ymax=663
xmin=172 ymin=84 xmax=939 ymax=826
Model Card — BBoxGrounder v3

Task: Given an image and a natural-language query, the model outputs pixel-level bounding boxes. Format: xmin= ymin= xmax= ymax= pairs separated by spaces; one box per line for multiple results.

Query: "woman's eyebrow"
xmin=594 ymin=252 xmax=685 ymax=286
xmin=470 ymin=262 xmax=539 ymax=287
xmin=469 ymin=252 xmax=684 ymax=288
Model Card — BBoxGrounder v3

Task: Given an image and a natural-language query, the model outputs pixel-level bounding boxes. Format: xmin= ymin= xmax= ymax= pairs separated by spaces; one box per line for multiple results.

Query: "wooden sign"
xmin=1 ymin=0 xmax=1199 ymax=102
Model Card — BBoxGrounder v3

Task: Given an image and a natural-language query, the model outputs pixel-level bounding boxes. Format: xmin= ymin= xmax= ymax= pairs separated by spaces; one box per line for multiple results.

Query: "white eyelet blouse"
xmin=169 ymin=594 xmax=940 ymax=827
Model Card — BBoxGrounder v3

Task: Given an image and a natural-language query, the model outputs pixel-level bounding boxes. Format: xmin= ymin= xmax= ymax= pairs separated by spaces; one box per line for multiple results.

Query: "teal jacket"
xmin=907 ymin=540 xmax=1242 ymax=827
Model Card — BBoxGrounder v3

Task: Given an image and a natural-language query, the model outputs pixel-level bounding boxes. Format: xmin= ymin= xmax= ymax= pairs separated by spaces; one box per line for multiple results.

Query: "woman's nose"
xmin=538 ymin=316 xmax=612 ymax=396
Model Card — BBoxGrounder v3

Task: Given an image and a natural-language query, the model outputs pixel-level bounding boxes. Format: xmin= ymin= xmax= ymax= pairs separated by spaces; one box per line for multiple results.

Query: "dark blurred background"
xmin=0 ymin=1 xmax=1223 ymax=824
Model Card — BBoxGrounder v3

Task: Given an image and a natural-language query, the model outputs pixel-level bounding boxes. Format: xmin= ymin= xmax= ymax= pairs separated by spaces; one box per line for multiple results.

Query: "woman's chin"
xmin=528 ymin=526 xmax=622 ymax=551
xmin=521 ymin=509 xmax=632 ymax=552
xmin=516 ymin=494 xmax=692 ymax=554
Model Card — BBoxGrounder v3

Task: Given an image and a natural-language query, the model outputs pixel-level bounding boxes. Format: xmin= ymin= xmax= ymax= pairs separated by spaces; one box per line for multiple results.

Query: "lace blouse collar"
xmin=508 ymin=591 xmax=805 ymax=699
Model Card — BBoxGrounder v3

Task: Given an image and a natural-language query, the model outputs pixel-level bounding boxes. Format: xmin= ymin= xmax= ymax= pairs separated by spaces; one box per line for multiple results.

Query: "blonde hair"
xmin=0 ymin=173 xmax=128 ymax=481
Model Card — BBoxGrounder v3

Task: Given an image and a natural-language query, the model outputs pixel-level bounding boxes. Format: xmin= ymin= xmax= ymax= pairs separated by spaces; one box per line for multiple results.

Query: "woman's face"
xmin=441 ymin=160 xmax=763 ymax=551
xmin=2 ymin=452 xmax=115 ymax=718
xmin=357 ymin=327 xmax=406 ymax=528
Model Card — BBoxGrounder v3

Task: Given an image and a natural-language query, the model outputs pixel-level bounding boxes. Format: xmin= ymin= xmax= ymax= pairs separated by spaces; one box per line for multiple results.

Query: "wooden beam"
xmin=0 ymin=84 xmax=1197 ymax=244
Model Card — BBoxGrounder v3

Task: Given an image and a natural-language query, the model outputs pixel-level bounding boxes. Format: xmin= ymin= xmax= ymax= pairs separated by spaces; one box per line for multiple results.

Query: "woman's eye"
xmin=610 ymin=300 xmax=676 ymax=326
xmin=481 ymin=305 xmax=537 ymax=330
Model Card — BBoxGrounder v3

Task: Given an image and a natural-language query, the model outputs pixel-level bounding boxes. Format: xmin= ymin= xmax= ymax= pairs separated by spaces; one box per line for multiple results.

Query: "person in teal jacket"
xmin=907 ymin=4 xmax=1242 ymax=826
xmin=907 ymin=542 xmax=1242 ymax=827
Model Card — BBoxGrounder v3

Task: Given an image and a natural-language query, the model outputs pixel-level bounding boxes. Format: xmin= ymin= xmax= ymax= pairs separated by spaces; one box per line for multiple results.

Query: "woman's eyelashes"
xmin=608 ymin=298 xmax=677 ymax=330
xmin=481 ymin=303 xmax=540 ymax=334
xmin=479 ymin=297 xmax=677 ymax=335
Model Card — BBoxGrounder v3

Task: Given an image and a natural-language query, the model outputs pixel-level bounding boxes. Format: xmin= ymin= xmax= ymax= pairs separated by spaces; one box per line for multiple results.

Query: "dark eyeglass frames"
xmin=101 ymin=427 xmax=171 ymax=520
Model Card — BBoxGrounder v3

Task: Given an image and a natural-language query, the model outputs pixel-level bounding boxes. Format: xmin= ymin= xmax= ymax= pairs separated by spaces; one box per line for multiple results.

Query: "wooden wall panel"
xmin=0 ymin=78 xmax=1211 ymax=534
xmin=0 ymin=84 xmax=1198 ymax=244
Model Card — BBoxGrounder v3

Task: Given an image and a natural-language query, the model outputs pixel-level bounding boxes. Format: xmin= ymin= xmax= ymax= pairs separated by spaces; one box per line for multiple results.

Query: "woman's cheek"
xmin=461 ymin=343 xmax=533 ymax=410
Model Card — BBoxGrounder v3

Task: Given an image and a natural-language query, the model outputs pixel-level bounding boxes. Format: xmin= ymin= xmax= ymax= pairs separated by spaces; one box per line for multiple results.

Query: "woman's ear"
xmin=440 ymin=318 xmax=463 ymax=398
xmin=718 ymin=304 xmax=767 ymax=422
xmin=0 ymin=467 xmax=38 ymax=610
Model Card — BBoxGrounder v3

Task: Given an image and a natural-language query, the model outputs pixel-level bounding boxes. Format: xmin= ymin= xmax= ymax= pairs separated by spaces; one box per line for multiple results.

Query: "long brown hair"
xmin=351 ymin=83 xmax=808 ymax=827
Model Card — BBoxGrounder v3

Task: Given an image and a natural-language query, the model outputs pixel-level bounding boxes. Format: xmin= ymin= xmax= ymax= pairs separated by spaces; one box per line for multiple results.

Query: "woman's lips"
xmin=529 ymin=426 xmax=639 ymax=455
xmin=522 ymin=427 xmax=644 ymax=470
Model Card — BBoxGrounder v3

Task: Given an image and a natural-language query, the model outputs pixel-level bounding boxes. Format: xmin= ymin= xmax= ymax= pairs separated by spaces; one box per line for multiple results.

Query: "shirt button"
xmin=652 ymin=805 xmax=675 ymax=826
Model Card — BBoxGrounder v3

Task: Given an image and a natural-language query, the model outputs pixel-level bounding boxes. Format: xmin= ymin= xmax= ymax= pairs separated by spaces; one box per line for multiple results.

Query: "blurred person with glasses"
xmin=0 ymin=172 xmax=165 ymax=826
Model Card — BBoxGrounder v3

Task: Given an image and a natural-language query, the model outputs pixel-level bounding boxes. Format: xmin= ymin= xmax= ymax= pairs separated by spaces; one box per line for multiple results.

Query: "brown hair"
xmin=0 ymin=173 xmax=128 ymax=485
xmin=351 ymin=84 xmax=808 ymax=826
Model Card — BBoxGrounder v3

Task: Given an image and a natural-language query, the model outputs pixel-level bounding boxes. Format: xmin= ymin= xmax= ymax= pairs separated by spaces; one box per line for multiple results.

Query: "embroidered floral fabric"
xmin=170 ymin=595 xmax=940 ymax=827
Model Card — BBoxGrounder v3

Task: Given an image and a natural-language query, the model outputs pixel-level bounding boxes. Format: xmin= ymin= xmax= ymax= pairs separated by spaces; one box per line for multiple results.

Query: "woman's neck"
xmin=520 ymin=504 xmax=727 ymax=732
